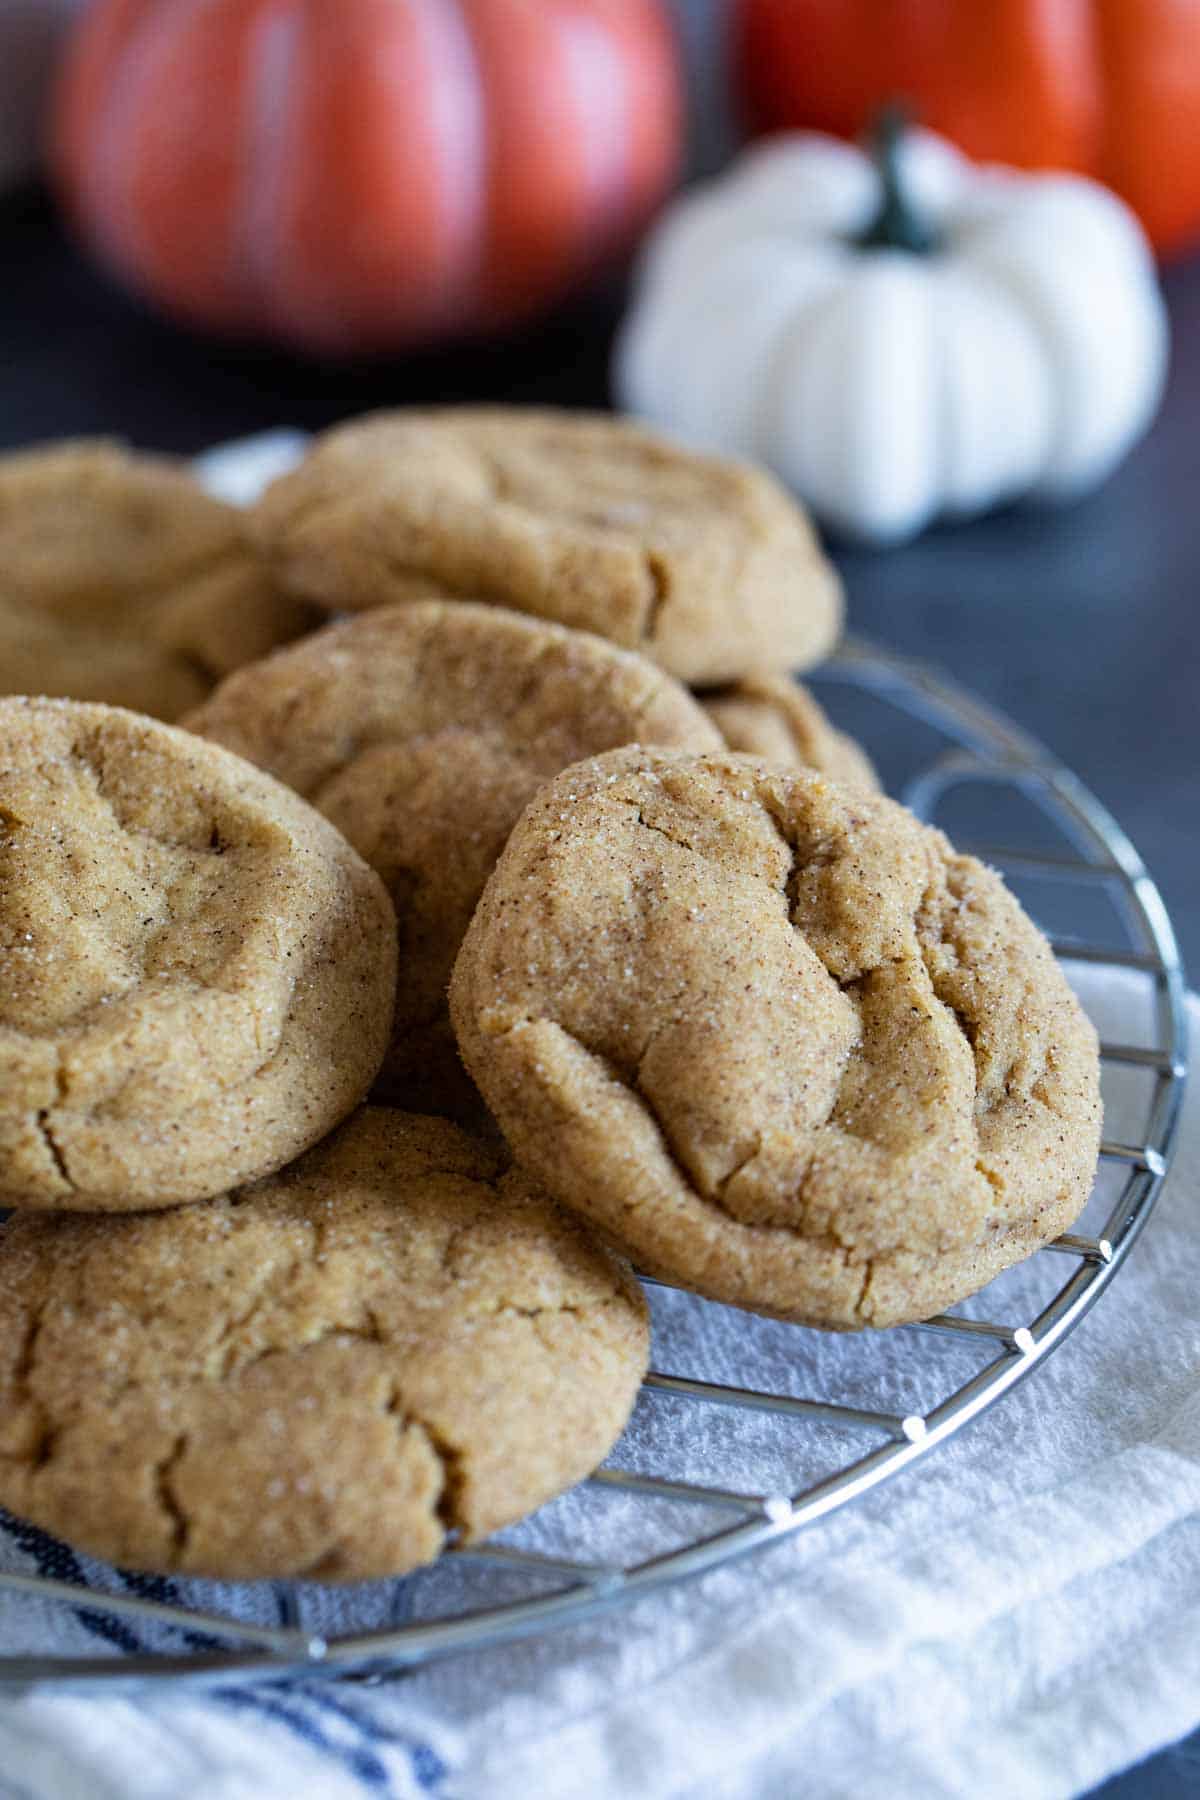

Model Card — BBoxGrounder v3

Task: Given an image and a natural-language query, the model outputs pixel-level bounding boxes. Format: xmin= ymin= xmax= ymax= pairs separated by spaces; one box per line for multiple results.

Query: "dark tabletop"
xmin=1 ymin=181 xmax=1197 ymax=1794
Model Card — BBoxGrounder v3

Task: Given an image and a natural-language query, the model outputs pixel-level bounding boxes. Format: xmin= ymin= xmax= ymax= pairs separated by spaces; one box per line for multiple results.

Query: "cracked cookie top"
xmin=251 ymin=408 xmax=843 ymax=684
xmin=0 ymin=698 xmax=396 ymax=1210
xmin=450 ymin=747 xmax=1102 ymax=1329
xmin=187 ymin=600 xmax=722 ymax=1119
xmin=700 ymin=674 xmax=880 ymax=792
xmin=0 ymin=1108 xmax=649 ymax=1582
xmin=0 ymin=441 xmax=317 ymax=720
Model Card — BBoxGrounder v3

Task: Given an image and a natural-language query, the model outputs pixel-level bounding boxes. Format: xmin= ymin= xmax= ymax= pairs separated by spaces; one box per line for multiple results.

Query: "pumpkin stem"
xmin=856 ymin=105 xmax=942 ymax=255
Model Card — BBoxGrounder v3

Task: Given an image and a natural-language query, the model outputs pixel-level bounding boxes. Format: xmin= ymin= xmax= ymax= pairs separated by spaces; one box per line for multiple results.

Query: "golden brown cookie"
xmin=0 ymin=1108 xmax=648 ymax=1582
xmin=0 ymin=698 xmax=396 ymax=1211
xmin=186 ymin=600 xmax=721 ymax=1118
xmin=252 ymin=408 xmax=843 ymax=683
xmin=450 ymin=747 xmax=1102 ymax=1330
xmin=701 ymin=674 xmax=880 ymax=792
xmin=0 ymin=441 xmax=317 ymax=720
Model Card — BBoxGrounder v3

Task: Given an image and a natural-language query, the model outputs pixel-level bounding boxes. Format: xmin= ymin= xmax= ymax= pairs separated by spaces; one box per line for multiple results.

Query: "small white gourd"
xmin=615 ymin=115 xmax=1169 ymax=545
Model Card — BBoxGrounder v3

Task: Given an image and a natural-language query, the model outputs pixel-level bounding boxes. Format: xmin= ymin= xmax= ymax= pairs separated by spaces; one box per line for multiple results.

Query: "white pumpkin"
xmin=615 ymin=119 xmax=1169 ymax=545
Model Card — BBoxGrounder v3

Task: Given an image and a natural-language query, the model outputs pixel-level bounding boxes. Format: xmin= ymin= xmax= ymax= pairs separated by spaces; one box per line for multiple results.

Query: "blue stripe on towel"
xmin=293 ymin=1688 xmax=448 ymax=1790
xmin=118 ymin=1568 xmax=446 ymax=1786
xmin=0 ymin=1515 xmax=146 ymax=1657
xmin=218 ymin=1688 xmax=392 ymax=1788
xmin=116 ymin=1569 xmax=228 ymax=1653
xmin=2 ymin=1517 xmax=448 ymax=1792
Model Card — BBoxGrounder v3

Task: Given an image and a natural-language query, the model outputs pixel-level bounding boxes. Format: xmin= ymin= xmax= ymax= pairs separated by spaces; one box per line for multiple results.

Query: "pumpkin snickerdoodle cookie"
xmin=0 ymin=699 xmax=396 ymax=1211
xmin=187 ymin=600 xmax=721 ymax=1117
xmin=700 ymin=673 xmax=879 ymax=791
xmin=0 ymin=1108 xmax=649 ymax=1581
xmin=251 ymin=408 xmax=843 ymax=684
xmin=0 ymin=441 xmax=317 ymax=720
xmin=450 ymin=747 xmax=1102 ymax=1330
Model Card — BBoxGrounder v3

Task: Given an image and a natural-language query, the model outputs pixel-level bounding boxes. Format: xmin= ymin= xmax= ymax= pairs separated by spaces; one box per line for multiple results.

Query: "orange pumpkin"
xmin=51 ymin=0 xmax=683 ymax=352
xmin=732 ymin=0 xmax=1200 ymax=258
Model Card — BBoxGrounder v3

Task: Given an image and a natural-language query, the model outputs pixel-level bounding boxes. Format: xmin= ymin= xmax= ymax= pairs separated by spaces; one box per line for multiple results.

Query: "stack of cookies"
xmin=0 ymin=411 xmax=1102 ymax=1585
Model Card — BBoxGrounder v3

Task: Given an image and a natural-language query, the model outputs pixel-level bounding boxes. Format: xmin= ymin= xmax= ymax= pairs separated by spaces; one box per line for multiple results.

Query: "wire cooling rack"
xmin=0 ymin=635 xmax=1188 ymax=1692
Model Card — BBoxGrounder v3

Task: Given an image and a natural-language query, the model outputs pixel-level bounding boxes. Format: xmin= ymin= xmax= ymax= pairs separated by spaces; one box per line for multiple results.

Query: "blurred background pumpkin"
xmin=732 ymin=0 xmax=1200 ymax=259
xmin=49 ymin=0 xmax=684 ymax=353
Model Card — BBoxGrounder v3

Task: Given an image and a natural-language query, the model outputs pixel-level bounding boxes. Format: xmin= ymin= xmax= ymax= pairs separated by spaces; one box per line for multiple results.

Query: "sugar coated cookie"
xmin=0 ymin=698 xmax=396 ymax=1210
xmin=0 ymin=441 xmax=317 ymax=720
xmin=0 ymin=1109 xmax=649 ymax=1580
xmin=450 ymin=747 xmax=1102 ymax=1329
xmin=252 ymin=408 xmax=842 ymax=683
xmin=701 ymin=674 xmax=879 ymax=791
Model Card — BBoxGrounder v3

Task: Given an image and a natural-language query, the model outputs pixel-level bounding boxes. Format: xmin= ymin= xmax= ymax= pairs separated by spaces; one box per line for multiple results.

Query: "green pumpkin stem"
xmin=856 ymin=105 xmax=942 ymax=255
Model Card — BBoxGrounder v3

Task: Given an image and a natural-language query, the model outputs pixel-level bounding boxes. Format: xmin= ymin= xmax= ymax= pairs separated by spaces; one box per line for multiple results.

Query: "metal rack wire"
xmin=0 ymin=636 xmax=1187 ymax=1691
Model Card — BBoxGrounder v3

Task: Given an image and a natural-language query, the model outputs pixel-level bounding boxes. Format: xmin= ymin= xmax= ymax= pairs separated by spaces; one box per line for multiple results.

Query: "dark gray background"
xmin=0 ymin=3 xmax=1195 ymax=1790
